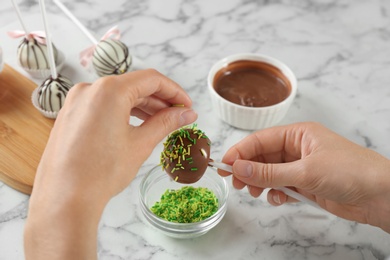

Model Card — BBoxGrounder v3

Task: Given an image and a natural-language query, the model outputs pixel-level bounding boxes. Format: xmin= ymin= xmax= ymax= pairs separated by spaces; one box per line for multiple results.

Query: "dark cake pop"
xmin=161 ymin=125 xmax=211 ymax=184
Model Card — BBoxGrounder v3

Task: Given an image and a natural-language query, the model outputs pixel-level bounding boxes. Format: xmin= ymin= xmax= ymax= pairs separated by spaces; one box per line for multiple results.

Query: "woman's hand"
xmin=219 ymin=122 xmax=390 ymax=233
xmin=25 ymin=69 xmax=197 ymax=259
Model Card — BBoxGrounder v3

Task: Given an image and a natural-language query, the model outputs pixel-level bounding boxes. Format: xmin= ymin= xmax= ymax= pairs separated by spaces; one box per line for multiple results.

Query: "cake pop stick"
xmin=38 ymin=0 xmax=57 ymax=79
xmin=8 ymin=0 xmax=64 ymax=78
xmin=9 ymin=0 xmax=46 ymax=42
xmin=32 ymin=0 xmax=73 ymax=119
xmin=53 ymin=0 xmax=98 ymax=45
xmin=10 ymin=0 xmax=29 ymax=35
xmin=53 ymin=0 xmax=132 ymax=76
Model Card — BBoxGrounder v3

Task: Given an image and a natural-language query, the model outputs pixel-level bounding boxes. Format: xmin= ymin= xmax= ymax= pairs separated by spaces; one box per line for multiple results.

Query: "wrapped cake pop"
xmin=8 ymin=0 xmax=65 ymax=79
xmin=17 ymin=33 xmax=58 ymax=69
xmin=15 ymin=34 xmax=65 ymax=79
xmin=31 ymin=0 xmax=73 ymax=119
xmin=32 ymin=75 xmax=73 ymax=118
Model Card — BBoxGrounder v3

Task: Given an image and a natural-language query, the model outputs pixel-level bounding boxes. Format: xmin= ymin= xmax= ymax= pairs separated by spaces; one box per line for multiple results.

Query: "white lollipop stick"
xmin=53 ymin=0 xmax=98 ymax=45
xmin=38 ymin=0 xmax=57 ymax=79
xmin=11 ymin=0 xmax=30 ymax=34
xmin=208 ymin=160 xmax=323 ymax=210
xmin=209 ymin=160 xmax=232 ymax=173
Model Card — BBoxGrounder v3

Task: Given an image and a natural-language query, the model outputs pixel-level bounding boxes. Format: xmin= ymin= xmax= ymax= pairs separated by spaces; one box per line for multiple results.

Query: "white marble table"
xmin=1 ymin=0 xmax=390 ymax=259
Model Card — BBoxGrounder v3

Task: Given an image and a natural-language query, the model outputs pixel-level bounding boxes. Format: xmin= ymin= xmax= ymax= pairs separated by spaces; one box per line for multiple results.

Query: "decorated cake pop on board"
xmin=16 ymin=33 xmax=59 ymax=70
xmin=32 ymin=0 xmax=73 ymax=119
xmin=53 ymin=0 xmax=132 ymax=77
xmin=8 ymin=0 xmax=65 ymax=79
xmin=32 ymin=75 xmax=73 ymax=115
xmin=160 ymin=125 xmax=211 ymax=184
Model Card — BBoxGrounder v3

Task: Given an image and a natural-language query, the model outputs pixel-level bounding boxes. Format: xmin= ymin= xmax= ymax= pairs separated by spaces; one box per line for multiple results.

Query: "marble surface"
xmin=1 ymin=0 xmax=390 ymax=259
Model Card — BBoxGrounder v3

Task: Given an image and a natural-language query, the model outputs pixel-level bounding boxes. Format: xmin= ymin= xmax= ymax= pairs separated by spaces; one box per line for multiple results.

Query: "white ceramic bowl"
xmin=139 ymin=166 xmax=229 ymax=239
xmin=207 ymin=53 xmax=297 ymax=130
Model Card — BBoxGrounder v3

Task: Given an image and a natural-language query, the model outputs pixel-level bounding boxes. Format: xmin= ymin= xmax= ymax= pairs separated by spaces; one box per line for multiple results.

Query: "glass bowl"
xmin=139 ymin=165 xmax=229 ymax=239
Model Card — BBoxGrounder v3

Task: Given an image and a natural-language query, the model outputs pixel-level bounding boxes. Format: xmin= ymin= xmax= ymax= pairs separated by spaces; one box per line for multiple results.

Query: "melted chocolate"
xmin=161 ymin=127 xmax=211 ymax=184
xmin=213 ymin=60 xmax=291 ymax=107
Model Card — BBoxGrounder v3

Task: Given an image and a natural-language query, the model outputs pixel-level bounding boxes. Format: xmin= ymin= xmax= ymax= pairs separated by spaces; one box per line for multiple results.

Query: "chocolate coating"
xmin=161 ymin=126 xmax=211 ymax=184
xmin=213 ymin=60 xmax=291 ymax=107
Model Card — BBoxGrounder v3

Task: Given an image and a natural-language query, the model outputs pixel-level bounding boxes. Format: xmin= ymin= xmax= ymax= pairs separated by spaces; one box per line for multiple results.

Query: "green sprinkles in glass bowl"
xmin=151 ymin=186 xmax=219 ymax=223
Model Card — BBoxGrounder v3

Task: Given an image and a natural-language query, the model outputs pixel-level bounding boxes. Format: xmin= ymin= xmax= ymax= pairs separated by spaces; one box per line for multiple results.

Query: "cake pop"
xmin=92 ymin=38 xmax=132 ymax=77
xmin=53 ymin=0 xmax=132 ymax=77
xmin=9 ymin=0 xmax=64 ymax=79
xmin=31 ymin=0 xmax=73 ymax=119
xmin=37 ymin=75 xmax=72 ymax=112
xmin=17 ymin=35 xmax=59 ymax=71
xmin=161 ymin=125 xmax=211 ymax=184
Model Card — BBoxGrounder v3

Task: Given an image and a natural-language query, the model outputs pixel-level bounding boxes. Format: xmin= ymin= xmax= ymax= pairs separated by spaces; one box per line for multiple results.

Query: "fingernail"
xmin=234 ymin=161 xmax=252 ymax=178
xmin=180 ymin=109 xmax=197 ymax=126
xmin=273 ymin=194 xmax=281 ymax=205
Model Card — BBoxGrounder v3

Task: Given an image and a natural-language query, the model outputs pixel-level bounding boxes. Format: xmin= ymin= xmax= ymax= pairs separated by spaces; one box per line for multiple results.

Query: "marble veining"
xmin=1 ymin=0 xmax=390 ymax=259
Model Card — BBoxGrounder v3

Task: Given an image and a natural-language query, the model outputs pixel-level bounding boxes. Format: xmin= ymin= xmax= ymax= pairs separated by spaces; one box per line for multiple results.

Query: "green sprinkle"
xmin=191 ymin=167 xmax=198 ymax=171
xmin=150 ymin=186 xmax=219 ymax=223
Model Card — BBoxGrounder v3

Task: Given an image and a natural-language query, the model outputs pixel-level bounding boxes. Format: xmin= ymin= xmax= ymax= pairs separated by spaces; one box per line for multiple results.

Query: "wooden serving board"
xmin=0 ymin=64 xmax=54 ymax=195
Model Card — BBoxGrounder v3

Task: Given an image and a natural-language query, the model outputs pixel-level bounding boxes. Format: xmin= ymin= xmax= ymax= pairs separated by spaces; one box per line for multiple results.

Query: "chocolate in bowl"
xmin=213 ymin=60 xmax=291 ymax=108
xmin=207 ymin=53 xmax=298 ymax=130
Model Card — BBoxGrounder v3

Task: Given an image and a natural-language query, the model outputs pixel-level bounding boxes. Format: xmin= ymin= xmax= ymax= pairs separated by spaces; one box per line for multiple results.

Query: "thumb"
xmin=135 ymin=107 xmax=198 ymax=145
xmin=232 ymin=159 xmax=302 ymax=188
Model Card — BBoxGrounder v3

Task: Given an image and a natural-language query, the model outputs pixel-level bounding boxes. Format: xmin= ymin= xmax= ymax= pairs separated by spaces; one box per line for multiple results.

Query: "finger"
xmin=232 ymin=175 xmax=246 ymax=190
xmin=222 ymin=124 xmax=305 ymax=165
xmin=247 ymin=186 xmax=264 ymax=198
xmin=132 ymin=107 xmax=198 ymax=147
xmin=217 ymin=168 xmax=233 ymax=177
xmin=267 ymin=189 xmax=291 ymax=206
xmin=114 ymin=69 xmax=192 ymax=107
xmin=130 ymin=108 xmax=150 ymax=121
xmin=133 ymin=95 xmax=171 ymax=115
xmin=232 ymin=159 xmax=304 ymax=188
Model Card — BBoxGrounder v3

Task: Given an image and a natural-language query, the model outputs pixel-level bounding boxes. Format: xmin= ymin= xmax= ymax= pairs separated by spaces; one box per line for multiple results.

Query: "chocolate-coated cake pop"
xmin=92 ymin=38 xmax=132 ymax=77
xmin=37 ymin=74 xmax=73 ymax=113
xmin=161 ymin=125 xmax=211 ymax=184
xmin=17 ymin=37 xmax=58 ymax=70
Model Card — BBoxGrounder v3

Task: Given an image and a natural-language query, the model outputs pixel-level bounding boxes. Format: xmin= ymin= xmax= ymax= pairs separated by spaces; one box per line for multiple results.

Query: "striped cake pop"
xmin=17 ymin=37 xmax=58 ymax=70
xmin=37 ymin=75 xmax=73 ymax=113
xmin=53 ymin=0 xmax=132 ymax=77
xmin=92 ymin=38 xmax=132 ymax=77
xmin=9 ymin=0 xmax=63 ymax=78
xmin=31 ymin=0 xmax=73 ymax=119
